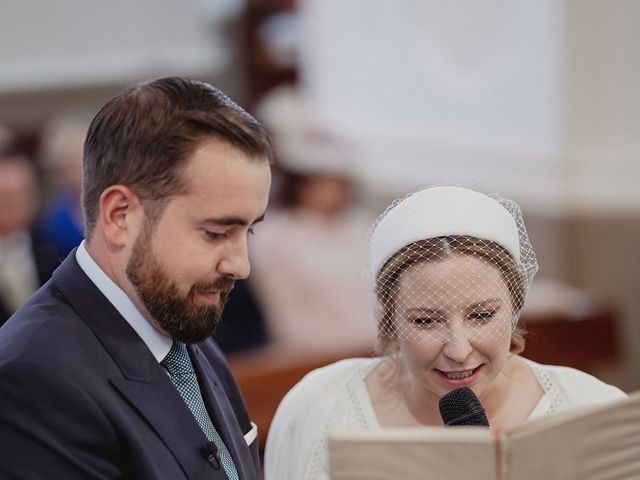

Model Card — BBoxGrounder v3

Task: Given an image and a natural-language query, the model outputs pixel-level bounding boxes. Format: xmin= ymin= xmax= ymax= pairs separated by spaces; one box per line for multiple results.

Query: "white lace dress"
xmin=263 ymin=357 xmax=627 ymax=480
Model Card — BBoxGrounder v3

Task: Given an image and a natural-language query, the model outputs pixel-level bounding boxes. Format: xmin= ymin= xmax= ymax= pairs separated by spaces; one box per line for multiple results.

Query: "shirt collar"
xmin=75 ymin=240 xmax=172 ymax=363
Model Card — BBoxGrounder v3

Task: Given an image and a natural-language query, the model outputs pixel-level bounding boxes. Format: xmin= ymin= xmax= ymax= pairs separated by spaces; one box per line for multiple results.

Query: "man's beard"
xmin=126 ymin=222 xmax=234 ymax=344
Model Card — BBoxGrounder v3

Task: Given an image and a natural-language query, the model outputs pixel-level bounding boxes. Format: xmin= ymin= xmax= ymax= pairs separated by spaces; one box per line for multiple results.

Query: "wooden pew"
xmin=228 ymin=345 xmax=372 ymax=452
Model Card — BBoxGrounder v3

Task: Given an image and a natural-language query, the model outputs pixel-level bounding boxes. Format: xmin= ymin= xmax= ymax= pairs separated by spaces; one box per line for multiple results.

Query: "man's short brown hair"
xmin=82 ymin=77 xmax=273 ymax=237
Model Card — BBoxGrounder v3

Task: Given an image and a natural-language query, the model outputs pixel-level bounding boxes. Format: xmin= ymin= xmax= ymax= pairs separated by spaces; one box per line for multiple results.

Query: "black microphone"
xmin=439 ymin=387 xmax=489 ymax=426
xmin=202 ymin=441 xmax=221 ymax=469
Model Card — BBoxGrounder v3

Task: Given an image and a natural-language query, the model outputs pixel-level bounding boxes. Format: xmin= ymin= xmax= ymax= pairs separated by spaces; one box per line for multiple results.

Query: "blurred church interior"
xmin=1 ymin=1 xmax=638 ymax=448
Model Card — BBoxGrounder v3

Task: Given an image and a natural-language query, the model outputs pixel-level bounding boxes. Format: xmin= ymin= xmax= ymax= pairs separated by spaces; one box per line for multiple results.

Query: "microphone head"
xmin=439 ymin=387 xmax=490 ymax=427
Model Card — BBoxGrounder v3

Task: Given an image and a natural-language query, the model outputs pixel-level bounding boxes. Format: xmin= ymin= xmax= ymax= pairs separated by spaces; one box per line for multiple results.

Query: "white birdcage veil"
xmin=368 ymin=186 xmax=538 ymax=351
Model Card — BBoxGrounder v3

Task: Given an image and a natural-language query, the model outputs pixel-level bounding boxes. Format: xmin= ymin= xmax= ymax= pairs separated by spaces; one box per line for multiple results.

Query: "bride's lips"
xmin=435 ymin=365 xmax=482 ymax=387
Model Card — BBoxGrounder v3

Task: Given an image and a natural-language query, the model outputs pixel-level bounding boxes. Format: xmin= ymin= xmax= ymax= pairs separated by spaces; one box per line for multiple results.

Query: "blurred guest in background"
xmin=245 ymin=86 xmax=376 ymax=354
xmin=0 ymin=131 xmax=61 ymax=326
xmin=38 ymin=113 xmax=88 ymax=256
xmin=213 ymin=277 xmax=270 ymax=354
xmin=249 ymin=165 xmax=376 ymax=354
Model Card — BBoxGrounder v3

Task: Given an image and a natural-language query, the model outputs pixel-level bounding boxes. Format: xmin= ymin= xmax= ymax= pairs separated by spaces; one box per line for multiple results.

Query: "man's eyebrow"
xmin=202 ymin=213 xmax=266 ymax=227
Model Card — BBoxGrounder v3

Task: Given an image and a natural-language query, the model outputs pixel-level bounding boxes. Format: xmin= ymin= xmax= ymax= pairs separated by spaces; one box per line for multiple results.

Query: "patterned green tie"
xmin=161 ymin=340 xmax=239 ymax=479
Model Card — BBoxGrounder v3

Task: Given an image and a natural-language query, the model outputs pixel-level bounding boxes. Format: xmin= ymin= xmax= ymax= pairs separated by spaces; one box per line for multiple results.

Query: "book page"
xmin=330 ymin=427 xmax=497 ymax=480
xmin=502 ymin=392 xmax=640 ymax=480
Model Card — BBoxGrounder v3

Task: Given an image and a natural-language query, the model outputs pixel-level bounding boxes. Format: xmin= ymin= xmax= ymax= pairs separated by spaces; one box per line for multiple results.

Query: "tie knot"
xmin=161 ymin=340 xmax=194 ymax=375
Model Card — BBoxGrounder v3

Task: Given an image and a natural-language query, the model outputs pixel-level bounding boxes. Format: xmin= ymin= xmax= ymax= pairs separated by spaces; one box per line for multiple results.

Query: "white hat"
xmin=369 ymin=186 xmax=523 ymax=281
xmin=256 ymin=85 xmax=358 ymax=177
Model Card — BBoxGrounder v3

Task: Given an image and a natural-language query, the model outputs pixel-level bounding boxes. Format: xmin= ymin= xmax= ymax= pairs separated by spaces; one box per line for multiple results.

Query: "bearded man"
xmin=0 ymin=77 xmax=272 ymax=479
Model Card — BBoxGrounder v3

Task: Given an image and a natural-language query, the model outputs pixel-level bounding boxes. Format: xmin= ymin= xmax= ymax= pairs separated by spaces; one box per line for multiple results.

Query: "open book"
xmin=329 ymin=391 xmax=640 ymax=480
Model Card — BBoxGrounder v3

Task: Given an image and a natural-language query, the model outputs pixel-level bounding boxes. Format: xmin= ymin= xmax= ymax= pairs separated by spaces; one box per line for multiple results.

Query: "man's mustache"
xmin=192 ymin=277 xmax=235 ymax=294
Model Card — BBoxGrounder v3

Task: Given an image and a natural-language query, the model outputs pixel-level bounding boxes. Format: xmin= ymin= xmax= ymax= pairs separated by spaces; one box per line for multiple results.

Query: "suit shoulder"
xmin=0 ymin=285 xmax=98 ymax=368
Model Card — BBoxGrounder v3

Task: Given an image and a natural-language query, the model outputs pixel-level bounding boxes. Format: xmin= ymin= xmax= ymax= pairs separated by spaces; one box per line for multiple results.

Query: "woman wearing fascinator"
xmin=263 ymin=185 xmax=627 ymax=480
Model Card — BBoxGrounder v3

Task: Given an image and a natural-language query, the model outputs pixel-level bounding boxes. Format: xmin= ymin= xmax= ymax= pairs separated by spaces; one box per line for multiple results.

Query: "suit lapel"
xmin=110 ymin=367 xmax=216 ymax=479
xmin=52 ymin=252 xmax=229 ymax=479
xmin=190 ymin=344 xmax=257 ymax=480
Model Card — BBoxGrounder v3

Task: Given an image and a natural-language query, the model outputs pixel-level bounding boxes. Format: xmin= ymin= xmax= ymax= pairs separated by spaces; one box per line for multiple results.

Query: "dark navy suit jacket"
xmin=0 ymin=251 xmax=259 ymax=479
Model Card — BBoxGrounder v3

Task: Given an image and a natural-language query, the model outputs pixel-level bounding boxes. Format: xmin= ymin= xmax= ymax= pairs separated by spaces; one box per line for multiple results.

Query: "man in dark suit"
xmin=0 ymin=77 xmax=273 ymax=479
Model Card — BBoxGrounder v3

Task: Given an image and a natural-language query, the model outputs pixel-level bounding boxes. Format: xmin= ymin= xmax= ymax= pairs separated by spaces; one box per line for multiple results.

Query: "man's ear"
xmin=98 ymin=185 xmax=142 ymax=247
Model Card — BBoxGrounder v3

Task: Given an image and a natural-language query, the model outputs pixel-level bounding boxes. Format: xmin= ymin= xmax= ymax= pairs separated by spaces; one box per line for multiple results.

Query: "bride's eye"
xmin=411 ymin=314 xmax=444 ymax=328
xmin=468 ymin=310 xmax=496 ymax=324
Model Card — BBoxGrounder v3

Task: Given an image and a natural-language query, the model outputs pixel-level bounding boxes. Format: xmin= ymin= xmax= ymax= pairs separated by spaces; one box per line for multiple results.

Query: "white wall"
xmin=296 ymin=0 xmax=640 ymax=216
xmin=0 ymin=0 xmax=242 ymax=91
xmin=0 ymin=0 xmax=243 ymax=127
xmin=294 ymin=0 xmax=640 ymax=389
xmin=565 ymin=0 xmax=640 ymax=214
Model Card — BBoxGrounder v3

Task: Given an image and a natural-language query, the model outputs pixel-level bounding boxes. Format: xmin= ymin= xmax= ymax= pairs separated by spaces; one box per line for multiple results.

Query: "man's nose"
xmin=217 ymin=237 xmax=251 ymax=280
